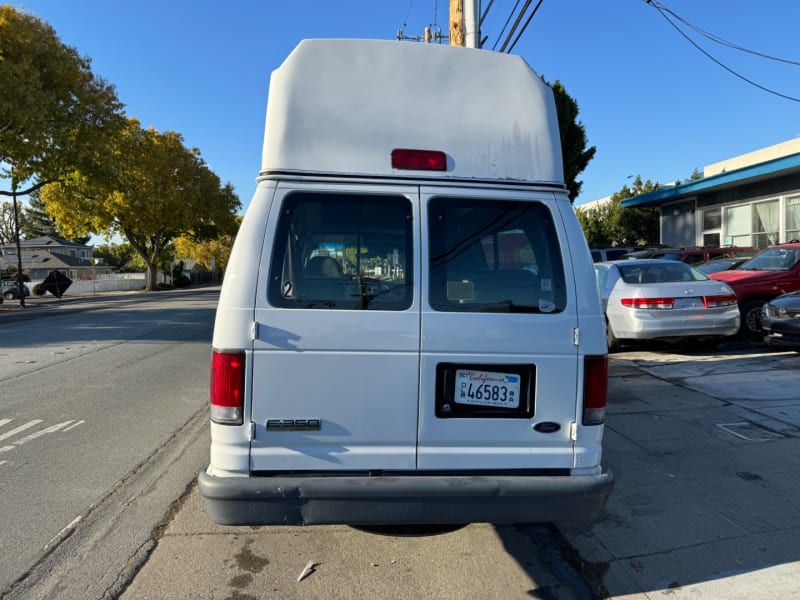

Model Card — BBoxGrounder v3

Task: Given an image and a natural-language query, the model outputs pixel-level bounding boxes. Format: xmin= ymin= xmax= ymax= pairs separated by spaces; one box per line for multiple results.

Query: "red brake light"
xmin=621 ymin=297 xmax=675 ymax=310
xmin=391 ymin=148 xmax=447 ymax=171
xmin=210 ymin=350 xmax=245 ymax=425
xmin=583 ymin=355 xmax=607 ymax=426
xmin=704 ymin=294 xmax=737 ymax=308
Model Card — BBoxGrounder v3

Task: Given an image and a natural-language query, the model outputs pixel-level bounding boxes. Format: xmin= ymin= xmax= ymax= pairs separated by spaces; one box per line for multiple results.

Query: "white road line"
xmin=13 ymin=421 xmax=75 ymax=445
xmin=63 ymin=420 xmax=85 ymax=432
xmin=0 ymin=419 xmax=12 ymax=428
xmin=0 ymin=420 xmax=42 ymax=442
xmin=0 ymin=445 xmax=16 ymax=454
xmin=0 ymin=461 xmax=7 ymax=466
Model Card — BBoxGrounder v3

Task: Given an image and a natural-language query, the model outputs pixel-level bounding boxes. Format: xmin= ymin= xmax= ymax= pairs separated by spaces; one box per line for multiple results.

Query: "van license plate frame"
xmin=435 ymin=363 xmax=535 ymax=419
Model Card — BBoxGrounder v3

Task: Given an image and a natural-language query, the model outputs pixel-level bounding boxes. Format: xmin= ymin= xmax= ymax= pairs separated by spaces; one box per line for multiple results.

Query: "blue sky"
xmin=12 ymin=0 xmax=800 ymax=209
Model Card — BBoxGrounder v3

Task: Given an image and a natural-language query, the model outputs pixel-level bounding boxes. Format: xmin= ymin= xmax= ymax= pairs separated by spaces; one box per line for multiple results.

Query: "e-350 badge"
xmin=266 ymin=419 xmax=321 ymax=431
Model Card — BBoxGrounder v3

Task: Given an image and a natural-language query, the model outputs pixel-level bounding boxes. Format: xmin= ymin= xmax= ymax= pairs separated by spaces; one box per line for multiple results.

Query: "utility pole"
xmin=449 ymin=0 xmax=464 ymax=46
xmin=450 ymin=0 xmax=480 ymax=48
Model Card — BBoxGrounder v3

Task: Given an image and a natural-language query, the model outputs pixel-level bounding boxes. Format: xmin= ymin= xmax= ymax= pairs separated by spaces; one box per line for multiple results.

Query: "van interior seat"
xmin=305 ymin=256 xmax=342 ymax=278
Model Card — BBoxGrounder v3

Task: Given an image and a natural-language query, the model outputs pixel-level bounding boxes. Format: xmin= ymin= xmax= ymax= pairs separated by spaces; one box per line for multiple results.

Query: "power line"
xmin=645 ymin=0 xmax=800 ymax=103
xmin=650 ymin=0 xmax=800 ymax=66
xmin=506 ymin=0 xmax=544 ymax=53
xmin=492 ymin=0 xmax=522 ymax=51
xmin=497 ymin=0 xmax=532 ymax=53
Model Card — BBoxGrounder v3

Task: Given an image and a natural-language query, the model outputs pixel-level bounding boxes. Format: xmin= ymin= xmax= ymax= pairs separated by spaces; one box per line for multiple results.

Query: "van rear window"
xmin=428 ymin=198 xmax=566 ymax=313
xmin=268 ymin=193 xmax=413 ymax=310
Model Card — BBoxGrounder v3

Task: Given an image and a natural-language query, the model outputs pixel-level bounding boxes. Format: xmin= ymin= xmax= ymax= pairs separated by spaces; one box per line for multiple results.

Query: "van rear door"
xmin=250 ymin=182 xmax=421 ymax=471
xmin=418 ymin=188 xmax=579 ymax=470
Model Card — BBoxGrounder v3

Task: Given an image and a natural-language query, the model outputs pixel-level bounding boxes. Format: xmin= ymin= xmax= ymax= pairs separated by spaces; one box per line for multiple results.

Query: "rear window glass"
xmin=617 ymin=262 xmax=708 ymax=284
xmin=428 ymin=198 xmax=566 ymax=313
xmin=268 ymin=193 xmax=413 ymax=310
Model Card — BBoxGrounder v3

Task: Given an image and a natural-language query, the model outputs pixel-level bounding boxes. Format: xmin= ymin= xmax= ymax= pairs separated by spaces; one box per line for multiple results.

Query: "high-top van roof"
xmin=261 ymin=39 xmax=564 ymax=185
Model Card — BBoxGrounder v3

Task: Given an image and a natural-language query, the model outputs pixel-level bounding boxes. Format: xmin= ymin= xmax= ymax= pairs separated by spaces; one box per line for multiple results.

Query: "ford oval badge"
xmin=533 ymin=422 xmax=561 ymax=434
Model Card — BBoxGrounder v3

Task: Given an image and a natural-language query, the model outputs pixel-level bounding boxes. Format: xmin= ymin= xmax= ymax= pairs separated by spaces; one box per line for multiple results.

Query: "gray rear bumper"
xmin=198 ymin=470 xmax=614 ymax=526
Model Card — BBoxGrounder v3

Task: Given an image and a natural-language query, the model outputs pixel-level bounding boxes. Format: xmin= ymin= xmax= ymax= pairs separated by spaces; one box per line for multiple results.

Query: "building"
xmin=0 ymin=235 xmax=112 ymax=280
xmin=621 ymin=138 xmax=800 ymax=250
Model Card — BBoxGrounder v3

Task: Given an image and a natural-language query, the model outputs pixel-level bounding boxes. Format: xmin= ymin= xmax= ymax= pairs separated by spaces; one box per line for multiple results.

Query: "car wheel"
xmin=3 ymin=291 xmax=13 ymax=300
xmin=606 ymin=319 xmax=620 ymax=353
xmin=740 ymin=300 xmax=765 ymax=336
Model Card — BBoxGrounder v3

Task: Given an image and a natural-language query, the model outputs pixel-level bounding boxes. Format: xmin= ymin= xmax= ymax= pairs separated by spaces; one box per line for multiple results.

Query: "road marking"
xmin=0 ymin=419 xmax=12 ymax=428
xmin=63 ymin=420 xmax=85 ymax=432
xmin=0 ymin=420 xmax=43 ymax=442
xmin=13 ymin=421 xmax=76 ymax=445
xmin=0 ymin=445 xmax=15 ymax=454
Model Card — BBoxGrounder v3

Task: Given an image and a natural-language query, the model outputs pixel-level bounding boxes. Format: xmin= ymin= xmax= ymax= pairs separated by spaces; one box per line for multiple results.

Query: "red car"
xmin=710 ymin=242 xmax=800 ymax=335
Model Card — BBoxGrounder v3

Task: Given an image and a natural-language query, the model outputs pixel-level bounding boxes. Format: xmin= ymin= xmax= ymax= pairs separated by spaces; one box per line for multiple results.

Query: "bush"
xmin=33 ymin=283 xmax=45 ymax=296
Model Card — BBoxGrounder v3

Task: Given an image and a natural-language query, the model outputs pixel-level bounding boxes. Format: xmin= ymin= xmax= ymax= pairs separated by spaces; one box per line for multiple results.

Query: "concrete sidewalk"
xmin=561 ymin=348 xmax=800 ymax=598
xmin=120 ymin=347 xmax=800 ymax=599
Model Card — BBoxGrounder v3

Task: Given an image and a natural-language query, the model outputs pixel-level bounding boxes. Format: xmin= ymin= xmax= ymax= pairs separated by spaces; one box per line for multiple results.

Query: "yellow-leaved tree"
xmin=41 ymin=118 xmax=240 ymax=290
xmin=175 ymin=215 xmax=242 ymax=280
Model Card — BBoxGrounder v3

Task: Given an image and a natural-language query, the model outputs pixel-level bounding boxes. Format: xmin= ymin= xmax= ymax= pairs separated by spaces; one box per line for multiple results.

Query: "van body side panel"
xmin=249 ymin=182 xmax=422 ymax=471
xmin=209 ymin=181 xmax=277 ymax=476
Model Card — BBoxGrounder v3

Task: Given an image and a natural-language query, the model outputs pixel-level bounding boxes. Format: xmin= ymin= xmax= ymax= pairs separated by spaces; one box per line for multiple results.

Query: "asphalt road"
xmin=0 ymin=290 xmax=217 ymax=598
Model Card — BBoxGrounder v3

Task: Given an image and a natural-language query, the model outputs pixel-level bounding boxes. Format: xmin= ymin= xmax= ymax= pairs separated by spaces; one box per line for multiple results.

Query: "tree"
xmin=0 ymin=6 xmax=124 ymax=195
xmin=93 ymin=242 xmax=137 ymax=270
xmin=547 ymin=79 xmax=596 ymax=203
xmin=175 ymin=215 xmax=242 ymax=279
xmin=40 ymin=118 xmax=241 ymax=290
xmin=0 ymin=5 xmax=123 ymax=305
xmin=577 ymin=176 xmax=660 ymax=247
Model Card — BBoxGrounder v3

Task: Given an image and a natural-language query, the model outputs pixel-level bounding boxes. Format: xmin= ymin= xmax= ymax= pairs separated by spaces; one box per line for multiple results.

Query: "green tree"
xmin=578 ymin=176 xmax=660 ymax=246
xmin=546 ymin=79 xmax=597 ymax=203
xmin=93 ymin=242 xmax=137 ymax=270
xmin=41 ymin=118 xmax=241 ymax=291
xmin=0 ymin=6 xmax=124 ymax=196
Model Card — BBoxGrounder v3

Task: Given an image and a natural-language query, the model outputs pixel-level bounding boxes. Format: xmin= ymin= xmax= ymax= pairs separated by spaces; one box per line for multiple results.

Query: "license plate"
xmin=455 ymin=369 xmax=520 ymax=408
xmin=674 ymin=297 xmax=704 ymax=309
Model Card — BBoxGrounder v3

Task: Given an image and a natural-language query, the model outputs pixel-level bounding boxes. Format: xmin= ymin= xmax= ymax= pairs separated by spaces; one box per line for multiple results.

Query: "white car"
xmin=595 ymin=259 xmax=740 ymax=352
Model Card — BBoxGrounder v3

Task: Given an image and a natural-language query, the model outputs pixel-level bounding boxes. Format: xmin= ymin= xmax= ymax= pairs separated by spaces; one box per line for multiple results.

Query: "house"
xmin=0 ymin=235 xmax=113 ymax=280
xmin=621 ymin=138 xmax=800 ymax=250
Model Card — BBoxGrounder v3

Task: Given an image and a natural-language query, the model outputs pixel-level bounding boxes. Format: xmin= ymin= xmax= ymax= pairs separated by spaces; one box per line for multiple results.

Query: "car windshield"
xmin=740 ymin=247 xmax=800 ymax=271
xmin=617 ymin=262 xmax=708 ymax=284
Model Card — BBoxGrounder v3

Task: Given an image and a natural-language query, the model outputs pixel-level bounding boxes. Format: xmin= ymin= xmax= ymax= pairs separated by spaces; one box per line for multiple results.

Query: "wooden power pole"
xmin=450 ymin=0 xmax=464 ymax=46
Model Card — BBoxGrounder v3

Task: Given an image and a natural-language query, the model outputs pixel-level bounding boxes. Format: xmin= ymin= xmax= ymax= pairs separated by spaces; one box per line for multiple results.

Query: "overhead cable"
xmin=645 ymin=0 xmax=800 ymax=103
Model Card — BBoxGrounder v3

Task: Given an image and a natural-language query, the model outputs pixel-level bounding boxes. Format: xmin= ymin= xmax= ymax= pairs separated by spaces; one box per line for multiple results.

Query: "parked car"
xmin=710 ymin=242 xmax=800 ymax=336
xmin=623 ymin=246 xmax=758 ymax=265
xmin=1 ymin=280 xmax=30 ymax=300
xmin=760 ymin=291 xmax=800 ymax=348
xmin=695 ymin=257 xmax=749 ymax=275
xmin=595 ymin=259 xmax=740 ymax=352
xmin=590 ymin=246 xmax=637 ymax=262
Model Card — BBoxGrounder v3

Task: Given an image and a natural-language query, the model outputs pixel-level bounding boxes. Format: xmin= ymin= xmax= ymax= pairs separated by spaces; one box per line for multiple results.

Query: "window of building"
xmin=428 ymin=198 xmax=566 ymax=313
xmin=268 ymin=193 xmax=413 ymax=310
xmin=725 ymin=199 xmax=779 ymax=249
xmin=786 ymin=195 xmax=800 ymax=242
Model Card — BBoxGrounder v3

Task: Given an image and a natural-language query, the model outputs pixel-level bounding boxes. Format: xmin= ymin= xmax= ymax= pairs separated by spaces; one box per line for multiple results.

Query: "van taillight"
xmin=583 ymin=355 xmax=608 ymax=425
xmin=210 ymin=350 xmax=245 ymax=425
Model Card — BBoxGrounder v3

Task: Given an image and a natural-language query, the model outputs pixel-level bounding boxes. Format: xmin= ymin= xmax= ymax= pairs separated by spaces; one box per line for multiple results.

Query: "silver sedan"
xmin=595 ymin=259 xmax=740 ymax=352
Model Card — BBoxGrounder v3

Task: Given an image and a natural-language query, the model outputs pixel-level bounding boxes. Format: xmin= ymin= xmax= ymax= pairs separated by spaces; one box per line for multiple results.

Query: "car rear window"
xmin=618 ymin=262 xmax=708 ymax=284
xmin=268 ymin=193 xmax=413 ymax=310
xmin=427 ymin=198 xmax=566 ymax=313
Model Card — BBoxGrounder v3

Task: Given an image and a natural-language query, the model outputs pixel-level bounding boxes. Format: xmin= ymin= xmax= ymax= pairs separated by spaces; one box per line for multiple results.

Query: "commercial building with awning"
xmin=622 ymin=138 xmax=800 ymax=250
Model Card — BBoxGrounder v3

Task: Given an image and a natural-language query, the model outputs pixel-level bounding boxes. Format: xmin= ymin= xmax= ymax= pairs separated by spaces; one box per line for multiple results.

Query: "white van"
xmin=199 ymin=39 xmax=613 ymax=526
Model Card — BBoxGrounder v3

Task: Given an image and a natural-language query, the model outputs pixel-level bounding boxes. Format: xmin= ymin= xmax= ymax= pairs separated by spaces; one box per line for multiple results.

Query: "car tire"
xmin=606 ymin=319 xmax=620 ymax=353
xmin=740 ymin=300 xmax=765 ymax=336
xmin=3 ymin=291 xmax=13 ymax=300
